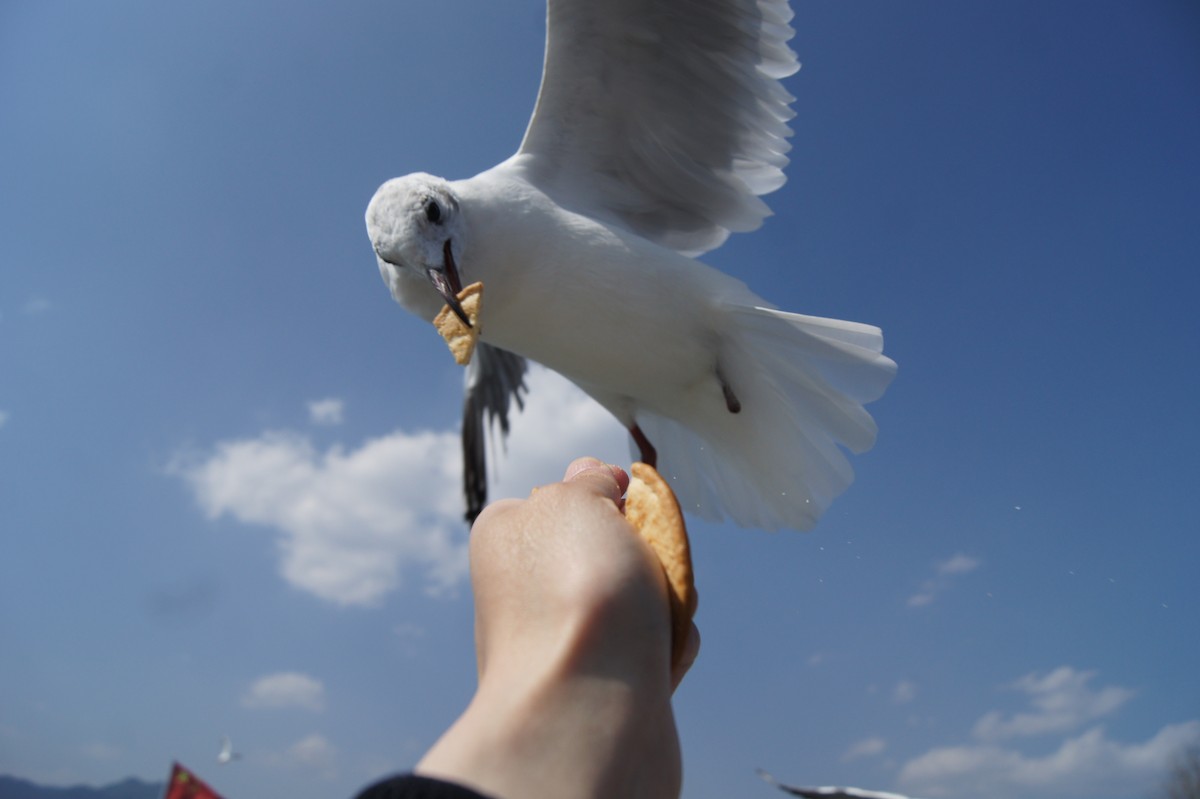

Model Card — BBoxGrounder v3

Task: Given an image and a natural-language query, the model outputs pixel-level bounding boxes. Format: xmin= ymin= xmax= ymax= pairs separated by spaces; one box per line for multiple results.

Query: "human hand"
xmin=415 ymin=457 xmax=700 ymax=799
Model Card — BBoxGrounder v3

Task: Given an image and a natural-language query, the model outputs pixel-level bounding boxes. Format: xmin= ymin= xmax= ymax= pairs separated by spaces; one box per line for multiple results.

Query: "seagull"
xmin=365 ymin=0 xmax=897 ymax=530
xmin=217 ymin=734 xmax=241 ymax=764
xmin=757 ymin=769 xmax=923 ymax=799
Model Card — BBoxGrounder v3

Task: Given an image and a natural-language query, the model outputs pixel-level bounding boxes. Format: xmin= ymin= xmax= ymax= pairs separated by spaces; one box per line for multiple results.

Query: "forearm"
xmin=417 ymin=665 xmax=680 ymax=799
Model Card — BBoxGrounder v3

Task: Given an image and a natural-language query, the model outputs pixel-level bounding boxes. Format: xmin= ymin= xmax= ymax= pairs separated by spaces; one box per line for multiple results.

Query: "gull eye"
xmin=424 ymin=200 xmax=442 ymax=224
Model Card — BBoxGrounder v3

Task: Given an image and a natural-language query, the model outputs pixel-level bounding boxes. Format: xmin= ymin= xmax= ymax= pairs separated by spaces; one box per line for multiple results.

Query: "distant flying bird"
xmin=366 ymin=0 xmax=896 ymax=530
xmin=757 ymin=769 xmax=922 ymax=799
xmin=216 ymin=735 xmax=241 ymax=765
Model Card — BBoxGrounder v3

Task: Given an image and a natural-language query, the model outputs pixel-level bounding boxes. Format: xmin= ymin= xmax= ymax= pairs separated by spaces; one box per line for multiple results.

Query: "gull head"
xmin=366 ymin=173 xmax=470 ymax=326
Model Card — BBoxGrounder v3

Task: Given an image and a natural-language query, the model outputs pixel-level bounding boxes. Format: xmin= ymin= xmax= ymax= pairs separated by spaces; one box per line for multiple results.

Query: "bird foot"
xmin=717 ymin=368 xmax=741 ymax=414
xmin=630 ymin=423 xmax=657 ymax=468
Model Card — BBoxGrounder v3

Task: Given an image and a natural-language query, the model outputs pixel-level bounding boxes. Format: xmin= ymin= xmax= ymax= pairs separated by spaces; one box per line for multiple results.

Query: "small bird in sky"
xmin=366 ymin=0 xmax=896 ymax=530
xmin=216 ymin=735 xmax=241 ymax=765
xmin=757 ymin=769 xmax=923 ymax=799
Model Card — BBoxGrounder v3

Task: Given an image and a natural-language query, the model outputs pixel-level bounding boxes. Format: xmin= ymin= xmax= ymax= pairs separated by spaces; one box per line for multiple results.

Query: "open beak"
xmin=427 ymin=240 xmax=471 ymax=328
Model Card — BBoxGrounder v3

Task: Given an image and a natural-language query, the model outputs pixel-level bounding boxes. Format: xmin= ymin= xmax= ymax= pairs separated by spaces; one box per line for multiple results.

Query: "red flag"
xmin=164 ymin=762 xmax=225 ymax=799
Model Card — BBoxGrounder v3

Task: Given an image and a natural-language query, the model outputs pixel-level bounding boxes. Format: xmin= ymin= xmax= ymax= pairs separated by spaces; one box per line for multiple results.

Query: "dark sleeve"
xmin=353 ymin=773 xmax=499 ymax=799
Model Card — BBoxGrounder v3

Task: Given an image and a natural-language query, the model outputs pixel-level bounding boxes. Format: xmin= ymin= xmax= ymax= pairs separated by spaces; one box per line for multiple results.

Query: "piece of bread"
xmin=432 ymin=282 xmax=484 ymax=366
xmin=625 ymin=462 xmax=698 ymax=669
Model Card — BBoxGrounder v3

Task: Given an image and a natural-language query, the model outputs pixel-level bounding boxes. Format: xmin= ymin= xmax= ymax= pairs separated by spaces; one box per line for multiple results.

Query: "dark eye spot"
xmin=425 ymin=200 xmax=442 ymax=224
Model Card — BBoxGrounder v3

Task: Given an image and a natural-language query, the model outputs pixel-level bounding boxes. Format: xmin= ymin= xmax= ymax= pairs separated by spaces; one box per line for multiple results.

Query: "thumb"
xmin=562 ymin=457 xmax=629 ymax=505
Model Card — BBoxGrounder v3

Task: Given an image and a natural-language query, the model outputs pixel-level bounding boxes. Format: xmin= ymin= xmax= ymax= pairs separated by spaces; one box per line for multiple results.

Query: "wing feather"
xmin=514 ymin=0 xmax=799 ymax=255
xmin=462 ymin=343 xmax=528 ymax=521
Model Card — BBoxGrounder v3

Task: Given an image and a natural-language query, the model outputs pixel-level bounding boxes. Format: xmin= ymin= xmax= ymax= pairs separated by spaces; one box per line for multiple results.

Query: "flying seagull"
xmin=366 ymin=0 xmax=897 ymax=530
xmin=217 ymin=735 xmax=241 ymax=765
xmin=757 ymin=769 xmax=923 ymax=799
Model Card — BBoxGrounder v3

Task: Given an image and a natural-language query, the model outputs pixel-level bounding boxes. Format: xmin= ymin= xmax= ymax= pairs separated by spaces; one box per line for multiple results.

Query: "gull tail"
xmin=633 ymin=305 xmax=896 ymax=531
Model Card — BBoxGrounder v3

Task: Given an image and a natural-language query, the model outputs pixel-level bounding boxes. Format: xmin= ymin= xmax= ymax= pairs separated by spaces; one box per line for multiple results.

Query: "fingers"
xmin=562 ymin=457 xmax=700 ymax=692
xmin=473 ymin=455 xmax=700 ymax=695
xmin=562 ymin=457 xmax=629 ymax=506
xmin=471 ymin=457 xmax=627 ymax=541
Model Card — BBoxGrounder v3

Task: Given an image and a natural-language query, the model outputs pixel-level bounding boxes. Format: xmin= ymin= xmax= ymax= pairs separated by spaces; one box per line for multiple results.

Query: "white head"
xmin=365 ymin=173 xmax=471 ymax=325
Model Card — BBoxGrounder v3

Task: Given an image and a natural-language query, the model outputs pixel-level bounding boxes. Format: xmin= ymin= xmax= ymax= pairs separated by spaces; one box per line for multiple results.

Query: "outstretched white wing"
xmin=513 ymin=0 xmax=799 ymax=256
xmin=758 ymin=769 xmax=922 ymax=799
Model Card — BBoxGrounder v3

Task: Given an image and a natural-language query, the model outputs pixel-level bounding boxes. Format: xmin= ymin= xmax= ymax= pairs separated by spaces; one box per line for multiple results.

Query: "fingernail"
xmin=564 ymin=457 xmax=608 ymax=481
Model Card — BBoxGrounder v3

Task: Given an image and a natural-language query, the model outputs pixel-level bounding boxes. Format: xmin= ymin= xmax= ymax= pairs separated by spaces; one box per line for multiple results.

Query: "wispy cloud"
xmin=900 ymin=722 xmax=1200 ymax=799
xmin=288 ymin=733 xmax=336 ymax=770
xmin=898 ymin=666 xmax=1197 ymax=799
xmin=307 ymin=398 xmax=345 ymax=426
xmin=843 ymin=735 xmax=887 ymax=762
xmin=893 ymin=680 xmax=918 ymax=705
xmin=971 ymin=667 xmax=1134 ymax=742
xmin=260 ymin=733 xmax=339 ymax=778
xmin=0 ymin=410 xmax=8 ymax=429
xmin=907 ymin=552 xmax=981 ymax=607
xmin=170 ymin=367 xmax=627 ymax=606
xmin=937 ymin=553 xmax=981 ymax=576
xmin=242 ymin=672 xmax=326 ymax=712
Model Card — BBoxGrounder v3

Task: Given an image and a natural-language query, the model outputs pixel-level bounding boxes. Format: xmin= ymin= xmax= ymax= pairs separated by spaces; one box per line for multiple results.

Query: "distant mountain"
xmin=0 ymin=774 xmax=164 ymax=799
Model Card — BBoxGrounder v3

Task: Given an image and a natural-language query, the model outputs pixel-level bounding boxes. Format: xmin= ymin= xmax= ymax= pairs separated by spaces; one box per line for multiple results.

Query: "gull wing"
xmin=758 ymin=770 xmax=921 ymax=799
xmin=771 ymin=788 xmax=920 ymax=799
xmin=514 ymin=0 xmax=799 ymax=256
xmin=217 ymin=734 xmax=241 ymax=763
xmin=462 ymin=343 xmax=528 ymax=521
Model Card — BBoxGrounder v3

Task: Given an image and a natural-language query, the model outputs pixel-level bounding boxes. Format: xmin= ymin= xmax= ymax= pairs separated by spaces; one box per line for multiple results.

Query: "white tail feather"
xmin=632 ymin=305 xmax=896 ymax=531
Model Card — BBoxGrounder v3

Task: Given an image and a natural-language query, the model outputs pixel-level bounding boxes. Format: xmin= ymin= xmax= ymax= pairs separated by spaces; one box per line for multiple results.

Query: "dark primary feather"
xmin=462 ymin=343 xmax=529 ymax=522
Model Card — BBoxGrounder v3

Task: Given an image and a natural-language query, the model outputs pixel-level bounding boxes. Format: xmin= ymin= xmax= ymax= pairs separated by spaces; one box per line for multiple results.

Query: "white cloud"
xmin=899 ymin=722 xmax=1200 ymax=799
xmin=936 ymin=553 xmax=981 ymax=576
xmin=171 ymin=366 xmax=627 ymax=606
xmin=971 ymin=666 xmax=1134 ymax=742
xmin=897 ymin=666 xmax=1198 ymax=799
xmin=242 ymin=672 xmax=326 ymax=712
xmin=893 ymin=680 xmax=917 ymax=705
xmin=307 ymin=398 xmax=345 ymax=426
xmin=0 ymin=410 xmax=8 ymax=429
xmin=907 ymin=552 xmax=981 ymax=607
xmin=906 ymin=591 xmax=935 ymax=608
xmin=257 ymin=733 xmax=339 ymax=778
xmin=843 ymin=735 xmax=887 ymax=761
xmin=171 ymin=426 xmax=466 ymax=605
xmin=289 ymin=733 xmax=336 ymax=769
xmin=258 ymin=732 xmax=339 ymax=776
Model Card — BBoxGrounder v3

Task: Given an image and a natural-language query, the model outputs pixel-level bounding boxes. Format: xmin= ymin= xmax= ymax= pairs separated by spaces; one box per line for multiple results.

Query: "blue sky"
xmin=2 ymin=2 xmax=1198 ymax=798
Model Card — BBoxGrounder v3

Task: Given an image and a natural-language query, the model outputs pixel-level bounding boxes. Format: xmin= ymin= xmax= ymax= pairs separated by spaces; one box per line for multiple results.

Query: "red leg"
xmin=629 ymin=423 xmax=657 ymax=468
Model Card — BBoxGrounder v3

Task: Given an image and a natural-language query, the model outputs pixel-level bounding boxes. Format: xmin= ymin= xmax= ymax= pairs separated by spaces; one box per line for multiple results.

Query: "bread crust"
xmin=625 ymin=462 xmax=697 ymax=668
xmin=433 ymin=282 xmax=484 ymax=365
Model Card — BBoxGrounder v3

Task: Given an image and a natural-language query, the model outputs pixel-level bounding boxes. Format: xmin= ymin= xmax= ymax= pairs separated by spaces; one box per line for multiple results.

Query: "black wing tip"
xmin=462 ymin=411 xmax=486 ymax=524
xmin=460 ymin=345 xmax=530 ymax=526
xmin=464 ymin=496 xmax=484 ymax=524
